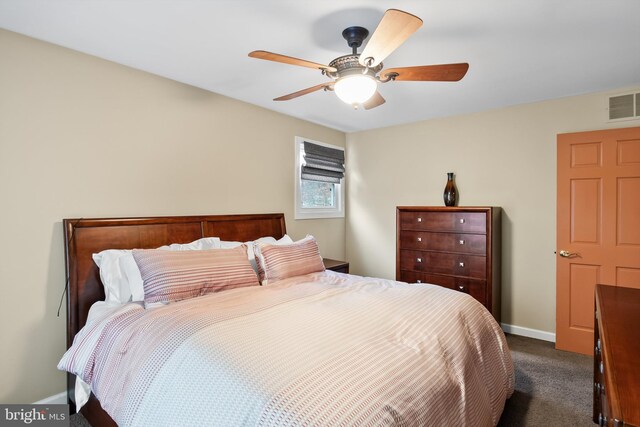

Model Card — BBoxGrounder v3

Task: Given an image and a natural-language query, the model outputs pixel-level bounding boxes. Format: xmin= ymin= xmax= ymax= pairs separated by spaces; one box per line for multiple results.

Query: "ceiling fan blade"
xmin=359 ymin=9 xmax=423 ymax=68
xmin=249 ymin=50 xmax=337 ymax=73
xmin=363 ymin=91 xmax=386 ymax=110
xmin=381 ymin=63 xmax=469 ymax=82
xmin=274 ymin=83 xmax=334 ymax=101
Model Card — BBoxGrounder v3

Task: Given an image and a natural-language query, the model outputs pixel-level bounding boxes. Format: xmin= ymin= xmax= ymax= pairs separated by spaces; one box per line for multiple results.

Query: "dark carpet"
xmin=70 ymin=334 xmax=594 ymax=426
xmin=498 ymin=334 xmax=593 ymax=426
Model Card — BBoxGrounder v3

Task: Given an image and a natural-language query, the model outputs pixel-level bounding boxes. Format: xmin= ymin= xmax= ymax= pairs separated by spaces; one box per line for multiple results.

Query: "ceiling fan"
xmin=248 ymin=9 xmax=469 ymax=110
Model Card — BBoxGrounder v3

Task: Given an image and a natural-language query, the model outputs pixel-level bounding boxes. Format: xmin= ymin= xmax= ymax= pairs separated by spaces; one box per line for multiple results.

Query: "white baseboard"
xmin=34 ymin=391 xmax=67 ymax=405
xmin=501 ymin=323 xmax=556 ymax=343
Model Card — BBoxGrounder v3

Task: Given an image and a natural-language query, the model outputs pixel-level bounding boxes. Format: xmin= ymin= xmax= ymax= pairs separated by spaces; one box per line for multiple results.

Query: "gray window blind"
xmin=301 ymin=141 xmax=345 ymax=184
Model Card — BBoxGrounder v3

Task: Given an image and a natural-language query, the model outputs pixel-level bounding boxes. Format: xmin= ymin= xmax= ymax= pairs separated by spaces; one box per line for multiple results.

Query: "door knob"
xmin=559 ymin=250 xmax=576 ymax=258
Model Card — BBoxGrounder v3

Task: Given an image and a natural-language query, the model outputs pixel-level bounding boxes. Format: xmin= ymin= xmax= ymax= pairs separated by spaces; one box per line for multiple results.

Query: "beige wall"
xmin=346 ymin=87 xmax=639 ymax=334
xmin=0 ymin=29 xmax=345 ymax=403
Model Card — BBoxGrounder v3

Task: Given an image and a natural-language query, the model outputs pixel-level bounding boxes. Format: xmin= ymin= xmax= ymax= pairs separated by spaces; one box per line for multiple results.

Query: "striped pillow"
xmin=256 ymin=235 xmax=325 ymax=285
xmin=132 ymin=245 xmax=259 ymax=305
xmin=253 ymin=235 xmax=294 ymax=281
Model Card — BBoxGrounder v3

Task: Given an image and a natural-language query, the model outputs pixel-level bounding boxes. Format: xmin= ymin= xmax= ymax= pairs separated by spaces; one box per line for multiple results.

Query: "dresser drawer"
xmin=400 ymin=249 xmax=487 ymax=279
xmin=399 ymin=231 xmax=486 ymax=255
xmin=399 ymin=211 xmax=486 ymax=234
xmin=598 ymin=387 xmax=610 ymax=427
xmin=399 ymin=271 xmax=487 ymax=306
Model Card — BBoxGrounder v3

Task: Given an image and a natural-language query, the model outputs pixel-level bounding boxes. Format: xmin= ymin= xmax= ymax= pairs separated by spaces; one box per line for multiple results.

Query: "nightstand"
xmin=323 ymin=258 xmax=349 ymax=274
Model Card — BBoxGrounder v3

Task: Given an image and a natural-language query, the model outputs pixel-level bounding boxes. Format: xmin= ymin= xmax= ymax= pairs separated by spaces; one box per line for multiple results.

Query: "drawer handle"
xmin=457 ymin=285 xmax=467 ymax=293
xmin=599 ymin=361 xmax=604 ymax=375
xmin=597 ymin=338 xmax=601 ymax=352
xmin=459 ymin=262 xmax=465 ymax=267
xmin=459 ymin=239 xmax=465 ymax=245
xmin=417 ymin=258 xmax=422 ymax=263
xmin=459 ymin=218 xmax=465 ymax=224
xmin=594 ymin=382 xmax=601 ymax=394
xmin=417 ymin=237 xmax=422 ymax=242
xmin=416 ymin=280 xmax=422 ymax=283
xmin=598 ymin=413 xmax=607 ymax=427
xmin=417 ymin=217 xmax=422 ymax=222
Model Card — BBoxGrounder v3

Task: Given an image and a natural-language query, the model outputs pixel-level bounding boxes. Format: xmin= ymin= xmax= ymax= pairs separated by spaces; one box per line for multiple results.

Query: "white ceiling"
xmin=1 ymin=0 xmax=639 ymax=132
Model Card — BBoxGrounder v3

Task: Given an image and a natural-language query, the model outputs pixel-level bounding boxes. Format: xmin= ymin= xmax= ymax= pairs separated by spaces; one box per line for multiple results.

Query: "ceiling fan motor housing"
xmin=328 ymin=55 xmax=383 ymax=80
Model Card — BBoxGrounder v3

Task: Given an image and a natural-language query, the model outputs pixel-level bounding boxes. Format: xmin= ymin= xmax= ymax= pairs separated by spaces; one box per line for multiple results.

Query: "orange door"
xmin=556 ymin=127 xmax=640 ymax=355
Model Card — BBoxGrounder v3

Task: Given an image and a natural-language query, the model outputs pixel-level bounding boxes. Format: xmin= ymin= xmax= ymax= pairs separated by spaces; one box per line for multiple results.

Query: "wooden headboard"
xmin=62 ymin=213 xmax=285 ymax=413
xmin=63 ymin=213 xmax=285 ymax=402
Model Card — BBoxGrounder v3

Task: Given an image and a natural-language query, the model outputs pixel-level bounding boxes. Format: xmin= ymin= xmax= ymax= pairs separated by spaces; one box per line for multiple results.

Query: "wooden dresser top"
xmin=596 ymin=284 xmax=640 ymax=426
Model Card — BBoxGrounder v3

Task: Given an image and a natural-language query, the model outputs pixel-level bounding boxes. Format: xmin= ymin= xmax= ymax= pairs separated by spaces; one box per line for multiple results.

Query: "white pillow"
xmin=120 ymin=254 xmax=145 ymax=302
xmin=157 ymin=237 xmax=221 ymax=251
xmin=92 ymin=250 xmax=131 ymax=305
xmin=93 ymin=237 xmax=221 ymax=304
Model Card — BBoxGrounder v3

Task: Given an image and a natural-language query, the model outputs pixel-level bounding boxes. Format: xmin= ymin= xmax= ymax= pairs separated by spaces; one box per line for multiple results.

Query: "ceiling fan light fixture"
xmin=334 ymin=74 xmax=377 ymax=105
xmin=250 ymin=9 xmax=466 ymax=110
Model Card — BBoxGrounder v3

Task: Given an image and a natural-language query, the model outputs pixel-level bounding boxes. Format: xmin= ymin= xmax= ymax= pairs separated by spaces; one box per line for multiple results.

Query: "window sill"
xmin=294 ymin=211 xmax=345 ymax=220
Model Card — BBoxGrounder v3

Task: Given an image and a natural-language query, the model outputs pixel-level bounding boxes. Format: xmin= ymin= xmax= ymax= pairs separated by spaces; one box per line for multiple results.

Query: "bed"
xmin=60 ymin=213 xmax=513 ymax=426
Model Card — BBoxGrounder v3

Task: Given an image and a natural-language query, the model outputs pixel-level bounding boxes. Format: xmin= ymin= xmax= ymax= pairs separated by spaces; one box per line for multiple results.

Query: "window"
xmin=294 ymin=136 xmax=345 ymax=219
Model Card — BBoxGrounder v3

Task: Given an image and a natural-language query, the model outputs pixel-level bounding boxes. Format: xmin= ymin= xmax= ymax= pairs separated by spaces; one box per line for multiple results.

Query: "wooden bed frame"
xmin=63 ymin=213 xmax=286 ymax=424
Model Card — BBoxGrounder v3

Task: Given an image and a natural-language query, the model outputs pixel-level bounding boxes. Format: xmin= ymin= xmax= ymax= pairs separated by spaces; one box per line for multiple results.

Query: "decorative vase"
xmin=443 ymin=172 xmax=457 ymax=207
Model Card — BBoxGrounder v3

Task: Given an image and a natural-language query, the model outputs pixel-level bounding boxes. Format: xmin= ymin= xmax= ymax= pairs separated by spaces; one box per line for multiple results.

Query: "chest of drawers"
xmin=396 ymin=206 xmax=501 ymax=321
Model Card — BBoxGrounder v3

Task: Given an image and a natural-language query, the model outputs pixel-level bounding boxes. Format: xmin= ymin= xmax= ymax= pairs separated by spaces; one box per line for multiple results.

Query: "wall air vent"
xmin=608 ymin=92 xmax=640 ymax=121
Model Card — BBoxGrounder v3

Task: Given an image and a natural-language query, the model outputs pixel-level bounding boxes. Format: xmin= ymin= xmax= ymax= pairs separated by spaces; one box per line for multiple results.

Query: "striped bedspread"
xmin=60 ymin=271 xmax=514 ymax=426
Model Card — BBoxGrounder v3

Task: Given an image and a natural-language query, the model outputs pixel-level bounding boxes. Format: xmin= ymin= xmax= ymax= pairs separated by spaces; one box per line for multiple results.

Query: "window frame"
xmin=294 ymin=136 xmax=345 ymax=220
